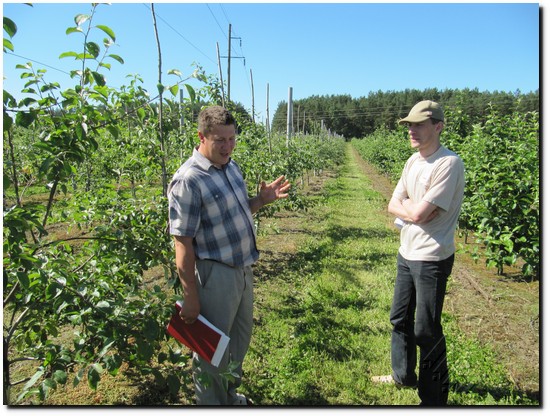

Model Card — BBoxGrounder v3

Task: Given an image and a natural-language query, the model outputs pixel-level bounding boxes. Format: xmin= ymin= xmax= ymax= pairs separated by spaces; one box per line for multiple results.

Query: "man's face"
xmin=406 ymin=120 xmax=442 ymax=152
xmin=198 ymin=124 xmax=237 ymax=167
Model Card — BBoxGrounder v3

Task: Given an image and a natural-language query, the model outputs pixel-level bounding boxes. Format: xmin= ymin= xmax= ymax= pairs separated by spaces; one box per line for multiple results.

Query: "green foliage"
xmin=352 ymin=127 xmax=413 ymax=182
xmin=453 ymin=109 xmax=539 ymax=276
xmin=271 ymin=89 xmax=539 ymax=139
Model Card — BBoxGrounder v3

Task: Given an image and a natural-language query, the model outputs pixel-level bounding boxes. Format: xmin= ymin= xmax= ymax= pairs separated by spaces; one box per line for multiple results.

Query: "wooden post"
xmin=216 ymin=42 xmax=225 ymax=107
xmin=227 ymin=24 xmax=231 ymax=103
xmin=266 ymin=83 xmax=271 ymax=153
xmin=250 ymin=68 xmax=255 ymax=122
xmin=286 ymin=87 xmax=293 ymax=146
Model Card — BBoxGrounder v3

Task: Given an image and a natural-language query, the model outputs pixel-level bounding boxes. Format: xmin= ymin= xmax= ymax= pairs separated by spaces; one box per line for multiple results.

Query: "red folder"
xmin=166 ymin=300 xmax=230 ymax=367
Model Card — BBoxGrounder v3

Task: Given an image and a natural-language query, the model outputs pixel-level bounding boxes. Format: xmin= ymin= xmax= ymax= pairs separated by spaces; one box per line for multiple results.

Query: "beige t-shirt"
xmin=392 ymin=146 xmax=465 ymax=261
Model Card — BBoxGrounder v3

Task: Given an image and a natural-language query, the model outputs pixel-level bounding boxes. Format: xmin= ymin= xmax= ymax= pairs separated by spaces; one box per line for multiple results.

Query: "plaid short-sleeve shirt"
xmin=168 ymin=148 xmax=259 ymax=267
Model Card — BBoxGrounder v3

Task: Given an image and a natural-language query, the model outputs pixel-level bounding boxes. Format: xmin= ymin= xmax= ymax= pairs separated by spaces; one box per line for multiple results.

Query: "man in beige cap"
xmin=372 ymin=100 xmax=464 ymax=406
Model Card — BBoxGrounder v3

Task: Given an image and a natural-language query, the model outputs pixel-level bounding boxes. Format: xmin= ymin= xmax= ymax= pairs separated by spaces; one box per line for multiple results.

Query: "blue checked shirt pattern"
xmin=168 ymin=148 xmax=259 ymax=268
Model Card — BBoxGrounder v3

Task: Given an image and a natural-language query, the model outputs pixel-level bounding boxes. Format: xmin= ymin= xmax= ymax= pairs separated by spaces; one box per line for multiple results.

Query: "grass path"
xmin=247 ymin=143 xmax=537 ymax=406
xmin=249 ymin=143 xmax=405 ymax=405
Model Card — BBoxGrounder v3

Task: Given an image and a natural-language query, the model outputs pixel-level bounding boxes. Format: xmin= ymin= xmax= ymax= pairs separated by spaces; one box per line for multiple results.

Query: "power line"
xmin=142 ymin=3 xmax=216 ymax=66
xmin=214 ymin=4 xmax=252 ymax=108
xmin=205 ymin=3 xmax=227 ymax=40
xmin=4 ymin=52 xmax=71 ymax=76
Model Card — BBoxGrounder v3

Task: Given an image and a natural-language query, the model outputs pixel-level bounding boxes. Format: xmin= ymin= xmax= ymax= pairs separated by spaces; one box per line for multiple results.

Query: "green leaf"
xmin=52 ymin=370 xmax=68 ymax=385
xmin=75 ymin=122 xmax=87 ymax=141
xmin=185 ymin=84 xmax=196 ymax=102
xmin=107 ymin=125 xmax=119 ymax=140
xmin=3 ymin=112 xmax=13 ymax=132
xmin=20 ymin=97 xmax=37 ymax=107
xmin=3 ymin=38 xmax=14 ymax=52
xmin=15 ymin=110 xmax=36 ymax=128
xmin=65 ymin=27 xmax=82 ymax=35
xmin=3 ymin=172 xmax=13 ymax=189
xmin=169 ymin=84 xmax=179 ymax=96
xmin=42 ymin=378 xmax=57 ymax=395
xmin=16 ymin=271 xmax=30 ymax=289
xmin=167 ymin=374 xmax=181 ymax=396
xmin=91 ymin=71 xmax=106 ymax=87
xmin=3 ymin=90 xmax=16 ymax=107
xmin=45 ymin=282 xmax=63 ymax=300
xmin=73 ymin=367 xmax=85 ymax=388
xmin=96 ymin=24 xmax=115 ymax=41
xmin=96 ymin=300 xmax=111 ymax=311
xmin=104 ymin=355 xmax=122 ymax=376
xmin=98 ymin=339 xmax=116 ymax=358
xmin=3 ymin=16 xmax=17 ymax=37
xmin=108 ymin=54 xmax=124 ymax=65
xmin=144 ymin=318 xmax=160 ymax=341
xmin=137 ymin=107 xmax=146 ymax=121
xmin=74 ymin=14 xmax=90 ymax=26
xmin=168 ymin=69 xmax=182 ymax=77
xmin=23 ymin=368 xmax=45 ymax=391
xmin=85 ymin=41 xmax=100 ymax=59
xmin=59 ymin=51 xmax=79 ymax=59
xmin=87 ymin=364 xmax=102 ymax=390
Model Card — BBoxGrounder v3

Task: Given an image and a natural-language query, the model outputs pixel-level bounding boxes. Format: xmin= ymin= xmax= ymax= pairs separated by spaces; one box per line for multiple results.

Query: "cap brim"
xmin=398 ymin=115 xmax=431 ymax=125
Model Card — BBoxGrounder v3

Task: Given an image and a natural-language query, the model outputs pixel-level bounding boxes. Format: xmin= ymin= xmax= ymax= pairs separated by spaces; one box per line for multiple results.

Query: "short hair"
xmin=198 ymin=106 xmax=236 ymax=135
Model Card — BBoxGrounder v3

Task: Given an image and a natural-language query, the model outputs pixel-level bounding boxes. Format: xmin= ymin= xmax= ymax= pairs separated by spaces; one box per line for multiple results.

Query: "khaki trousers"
xmin=193 ymin=259 xmax=254 ymax=405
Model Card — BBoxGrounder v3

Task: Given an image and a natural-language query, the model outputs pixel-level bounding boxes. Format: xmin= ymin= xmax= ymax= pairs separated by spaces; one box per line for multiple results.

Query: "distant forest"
xmin=270 ymin=88 xmax=540 ymax=139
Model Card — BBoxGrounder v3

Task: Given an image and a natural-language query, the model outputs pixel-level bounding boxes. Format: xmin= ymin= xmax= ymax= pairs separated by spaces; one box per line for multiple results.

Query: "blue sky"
xmin=2 ymin=1 xmax=540 ymax=124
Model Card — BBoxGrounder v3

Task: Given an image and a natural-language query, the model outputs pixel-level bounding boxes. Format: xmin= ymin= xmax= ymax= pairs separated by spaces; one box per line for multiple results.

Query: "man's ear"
xmin=198 ymin=131 xmax=206 ymax=144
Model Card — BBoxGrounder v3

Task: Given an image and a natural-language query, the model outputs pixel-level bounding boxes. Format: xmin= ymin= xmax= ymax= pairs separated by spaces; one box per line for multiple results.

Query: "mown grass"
xmin=242 ymin=144 xmax=538 ymax=406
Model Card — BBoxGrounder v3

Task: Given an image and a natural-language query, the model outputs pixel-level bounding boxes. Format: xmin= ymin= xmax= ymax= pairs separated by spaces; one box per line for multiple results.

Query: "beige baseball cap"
xmin=398 ymin=100 xmax=444 ymax=125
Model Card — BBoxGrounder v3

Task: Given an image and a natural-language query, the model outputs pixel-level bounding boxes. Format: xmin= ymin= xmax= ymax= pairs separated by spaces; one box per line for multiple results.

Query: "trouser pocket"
xmin=195 ymin=259 xmax=216 ymax=288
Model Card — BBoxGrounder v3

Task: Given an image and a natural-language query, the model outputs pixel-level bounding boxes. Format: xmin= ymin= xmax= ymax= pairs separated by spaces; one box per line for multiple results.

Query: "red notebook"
xmin=166 ymin=300 xmax=230 ymax=367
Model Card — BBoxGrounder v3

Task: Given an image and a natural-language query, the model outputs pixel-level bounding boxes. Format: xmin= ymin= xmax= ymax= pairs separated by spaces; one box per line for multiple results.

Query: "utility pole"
xmin=221 ymin=24 xmax=244 ymax=104
xmin=227 ymin=24 xmax=232 ymax=102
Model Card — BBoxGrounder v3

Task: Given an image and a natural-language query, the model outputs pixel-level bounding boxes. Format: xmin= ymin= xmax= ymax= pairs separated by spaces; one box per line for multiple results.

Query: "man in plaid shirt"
xmin=168 ymin=105 xmax=290 ymax=405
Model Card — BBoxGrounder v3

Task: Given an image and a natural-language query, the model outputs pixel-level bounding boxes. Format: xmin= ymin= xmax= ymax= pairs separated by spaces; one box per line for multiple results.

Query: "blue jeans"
xmin=389 ymin=253 xmax=454 ymax=406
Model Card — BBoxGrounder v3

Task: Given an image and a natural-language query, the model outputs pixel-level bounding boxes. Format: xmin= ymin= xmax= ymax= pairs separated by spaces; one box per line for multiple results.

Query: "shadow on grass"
xmin=111 ymin=366 xmax=195 ymax=405
xmin=449 ymin=381 xmax=540 ymax=405
xmin=256 ymin=225 xmax=395 ymax=278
